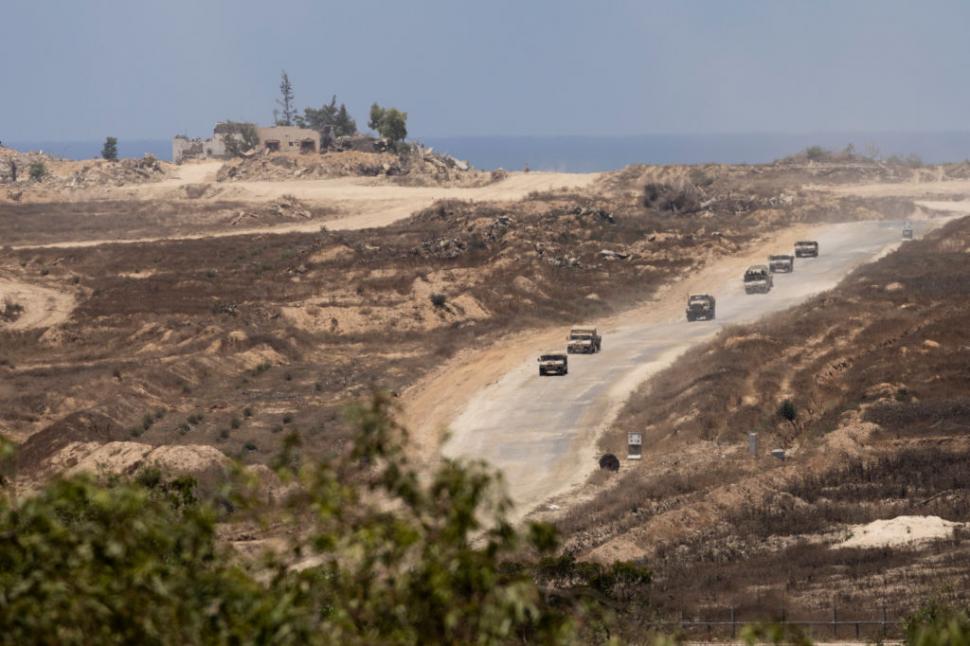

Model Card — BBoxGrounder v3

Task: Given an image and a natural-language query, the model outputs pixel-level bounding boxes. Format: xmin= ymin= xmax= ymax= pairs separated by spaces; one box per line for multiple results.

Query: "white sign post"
xmin=627 ymin=432 xmax=642 ymax=460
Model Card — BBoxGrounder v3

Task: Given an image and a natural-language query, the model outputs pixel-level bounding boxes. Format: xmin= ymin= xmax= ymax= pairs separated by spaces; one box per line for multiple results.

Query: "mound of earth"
xmin=839 ymin=515 xmax=963 ymax=549
xmin=62 ymin=155 xmax=168 ymax=188
xmin=1 ymin=147 xmax=170 ymax=202
xmin=43 ymin=440 xmax=230 ymax=485
xmin=216 ymin=146 xmax=490 ymax=187
xmin=12 ymin=411 xmax=126 ymax=474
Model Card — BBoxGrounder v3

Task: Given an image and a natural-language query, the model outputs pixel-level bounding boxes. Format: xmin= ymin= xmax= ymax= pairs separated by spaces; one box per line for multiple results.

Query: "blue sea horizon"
xmin=6 ymin=132 xmax=970 ymax=172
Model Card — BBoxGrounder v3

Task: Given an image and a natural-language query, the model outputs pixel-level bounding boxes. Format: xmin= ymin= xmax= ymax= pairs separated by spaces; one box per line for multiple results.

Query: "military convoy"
xmin=743 ymin=265 xmax=774 ymax=294
xmin=539 ymin=329 xmax=600 ymax=376
xmin=538 ymin=353 xmax=568 ymax=376
xmin=769 ymin=254 xmax=794 ymax=273
xmin=540 ymin=239 xmax=827 ymax=376
xmin=685 ymin=294 xmax=716 ymax=321
xmin=794 ymin=240 xmax=819 ymax=258
xmin=567 ymin=327 xmax=602 ymax=354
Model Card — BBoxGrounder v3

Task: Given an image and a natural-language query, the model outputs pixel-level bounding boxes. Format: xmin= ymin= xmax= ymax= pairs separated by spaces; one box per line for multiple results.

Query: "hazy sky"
xmin=3 ymin=0 xmax=970 ymax=141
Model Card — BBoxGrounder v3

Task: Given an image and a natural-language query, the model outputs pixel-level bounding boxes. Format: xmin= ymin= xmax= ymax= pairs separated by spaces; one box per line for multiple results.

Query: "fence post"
xmin=731 ymin=607 xmax=736 ymax=639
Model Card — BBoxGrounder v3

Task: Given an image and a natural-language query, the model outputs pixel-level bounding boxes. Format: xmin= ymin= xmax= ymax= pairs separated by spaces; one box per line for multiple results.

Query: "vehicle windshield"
xmin=570 ymin=333 xmax=593 ymax=339
xmin=795 ymin=241 xmax=816 ymax=247
xmin=770 ymin=255 xmax=789 ymax=260
xmin=540 ymin=355 xmax=564 ymax=362
xmin=689 ymin=297 xmax=710 ymax=305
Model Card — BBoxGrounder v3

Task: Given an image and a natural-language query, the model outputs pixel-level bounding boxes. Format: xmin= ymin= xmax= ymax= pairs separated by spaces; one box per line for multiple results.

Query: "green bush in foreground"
xmin=0 ymin=393 xmax=647 ymax=644
xmin=905 ymin=600 xmax=970 ymax=646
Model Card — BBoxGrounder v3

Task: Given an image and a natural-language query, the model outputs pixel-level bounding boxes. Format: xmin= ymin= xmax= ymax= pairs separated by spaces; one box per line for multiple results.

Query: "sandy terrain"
xmin=839 ymin=515 xmax=964 ymax=549
xmin=406 ymin=218 xmax=947 ymax=518
xmin=817 ymin=177 xmax=970 ymax=198
xmin=11 ymin=161 xmax=601 ymax=250
xmin=0 ymin=273 xmax=76 ymax=330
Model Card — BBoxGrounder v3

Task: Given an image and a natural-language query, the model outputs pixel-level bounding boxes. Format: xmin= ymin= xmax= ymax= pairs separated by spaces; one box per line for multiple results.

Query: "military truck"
xmin=567 ymin=327 xmax=602 ymax=354
xmin=744 ymin=265 xmax=773 ymax=294
xmin=685 ymin=294 xmax=716 ymax=321
xmin=538 ymin=353 xmax=568 ymax=376
xmin=769 ymin=254 xmax=794 ymax=273
xmin=902 ymin=222 xmax=914 ymax=240
xmin=794 ymin=240 xmax=819 ymax=258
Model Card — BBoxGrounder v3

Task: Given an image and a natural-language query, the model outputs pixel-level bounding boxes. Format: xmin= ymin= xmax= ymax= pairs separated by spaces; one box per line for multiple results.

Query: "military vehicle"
xmin=769 ymin=254 xmax=795 ymax=273
xmin=744 ymin=265 xmax=774 ymax=294
xmin=538 ymin=353 xmax=568 ymax=376
xmin=567 ymin=327 xmax=602 ymax=354
xmin=902 ymin=222 xmax=914 ymax=240
xmin=685 ymin=294 xmax=716 ymax=321
xmin=794 ymin=240 xmax=819 ymax=258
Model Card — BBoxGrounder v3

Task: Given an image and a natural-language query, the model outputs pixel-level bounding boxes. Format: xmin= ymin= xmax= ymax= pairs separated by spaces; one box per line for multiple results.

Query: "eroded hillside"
xmin=559 ymin=215 xmax=970 ymax=621
xmin=0 ymin=161 xmax=924 ymax=491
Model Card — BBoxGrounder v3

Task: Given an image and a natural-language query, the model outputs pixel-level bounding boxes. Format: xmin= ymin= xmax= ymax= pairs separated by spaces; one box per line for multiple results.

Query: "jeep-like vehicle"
xmin=686 ymin=294 xmax=716 ymax=322
xmin=744 ymin=265 xmax=773 ymax=294
xmin=794 ymin=240 xmax=819 ymax=258
xmin=902 ymin=222 xmax=914 ymax=240
xmin=538 ymin=353 xmax=568 ymax=376
xmin=769 ymin=254 xmax=794 ymax=273
xmin=567 ymin=327 xmax=602 ymax=354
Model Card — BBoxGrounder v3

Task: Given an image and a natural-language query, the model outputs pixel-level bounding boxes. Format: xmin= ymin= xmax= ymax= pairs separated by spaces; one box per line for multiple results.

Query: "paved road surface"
xmin=443 ymin=219 xmax=940 ymax=514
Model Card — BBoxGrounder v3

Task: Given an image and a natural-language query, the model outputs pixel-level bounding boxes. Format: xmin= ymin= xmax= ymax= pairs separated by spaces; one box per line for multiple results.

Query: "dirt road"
xmin=435 ymin=218 xmax=945 ymax=517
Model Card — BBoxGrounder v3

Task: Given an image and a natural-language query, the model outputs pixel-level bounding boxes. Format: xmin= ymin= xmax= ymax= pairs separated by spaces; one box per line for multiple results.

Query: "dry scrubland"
xmin=4 ymin=148 xmax=970 ymax=631
xmin=560 ymin=216 xmax=970 ymax=626
xmin=0 ymin=155 xmax=938 ymax=493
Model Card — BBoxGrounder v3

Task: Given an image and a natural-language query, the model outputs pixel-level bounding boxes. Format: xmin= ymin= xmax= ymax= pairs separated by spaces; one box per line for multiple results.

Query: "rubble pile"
xmin=0 ymin=147 xmax=168 ymax=194
xmin=63 ymin=155 xmax=166 ymax=188
xmin=227 ymin=194 xmax=314 ymax=225
xmin=216 ymin=145 xmax=490 ymax=187
xmin=393 ymin=145 xmax=490 ymax=186
xmin=218 ymin=151 xmax=402 ymax=182
xmin=0 ymin=147 xmax=61 ymax=183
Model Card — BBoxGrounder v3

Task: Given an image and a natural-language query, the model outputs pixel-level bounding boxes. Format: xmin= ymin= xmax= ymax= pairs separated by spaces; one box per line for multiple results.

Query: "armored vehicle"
xmin=744 ymin=265 xmax=774 ymax=294
xmin=567 ymin=327 xmax=602 ymax=354
xmin=686 ymin=294 xmax=716 ymax=321
xmin=902 ymin=222 xmax=914 ymax=240
xmin=769 ymin=254 xmax=794 ymax=273
xmin=538 ymin=353 xmax=568 ymax=376
xmin=794 ymin=240 xmax=819 ymax=258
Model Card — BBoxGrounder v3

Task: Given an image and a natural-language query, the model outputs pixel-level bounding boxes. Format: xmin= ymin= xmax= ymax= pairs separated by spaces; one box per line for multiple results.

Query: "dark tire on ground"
xmin=599 ymin=453 xmax=620 ymax=471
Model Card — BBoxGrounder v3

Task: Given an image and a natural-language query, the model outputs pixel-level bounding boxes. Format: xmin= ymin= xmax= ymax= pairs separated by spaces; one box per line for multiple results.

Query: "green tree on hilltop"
xmin=368 ymin=103 xmax=408 ymax=144
xmin=275 ymin=70 xmax=296 ymax=126
xmin=298 ymin=95 xmax=358 ymax=138
xmin=101 ymin=136 xmax=118 ymax=161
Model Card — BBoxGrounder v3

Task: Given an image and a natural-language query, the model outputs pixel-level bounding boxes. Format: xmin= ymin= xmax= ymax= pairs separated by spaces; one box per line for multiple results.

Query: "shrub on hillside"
xmin=0 ymin=393 xmax=657 ymax=643
xmin=28 ymin=161 xmax=47 ymax=182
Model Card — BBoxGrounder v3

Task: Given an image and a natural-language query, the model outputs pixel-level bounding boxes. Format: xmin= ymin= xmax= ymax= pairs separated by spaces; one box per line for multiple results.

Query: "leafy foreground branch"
xmin=0 ymin=393 xmax=649 ymax=645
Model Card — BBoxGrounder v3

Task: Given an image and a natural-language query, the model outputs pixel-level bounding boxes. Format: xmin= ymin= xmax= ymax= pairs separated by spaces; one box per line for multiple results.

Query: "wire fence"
xmin=645 ymin=606 xmax=903 ymax=641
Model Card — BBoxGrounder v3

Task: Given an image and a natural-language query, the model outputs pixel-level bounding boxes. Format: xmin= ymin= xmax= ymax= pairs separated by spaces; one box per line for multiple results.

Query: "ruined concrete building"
xmin=255 ymin=126 xmax=320 ymax=154
xmin=172 ymin=124 xmax=321 ymax=163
